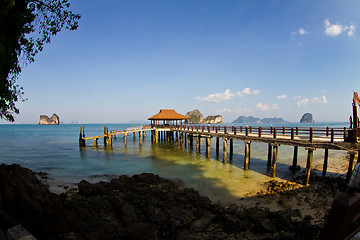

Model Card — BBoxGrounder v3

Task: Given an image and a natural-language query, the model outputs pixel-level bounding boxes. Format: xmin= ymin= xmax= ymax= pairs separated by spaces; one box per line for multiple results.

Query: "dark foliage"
xmin=0 ymin=0 xmax=80 ymax=121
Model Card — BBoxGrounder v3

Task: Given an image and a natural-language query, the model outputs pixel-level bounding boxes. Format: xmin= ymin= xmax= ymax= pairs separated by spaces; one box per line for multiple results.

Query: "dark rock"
xmin=78 ymin=180 xmax=93 ymax=197
xmin=121 ymin=204 xmax=138 ymax=225
xmin=190 ymin=214 xmax=216 ymax=230
xmin=6 ymin=225 xmax=36 ymax=240
xmin=300 ymin=113 xmax=314 ymax=123
xmin=125 ymin=223 xmax=157 ymax=240
xmin=254 ymin=219 xmax=275 ymax=233
xmin=0 ymin=164 xmax=79 ymax=239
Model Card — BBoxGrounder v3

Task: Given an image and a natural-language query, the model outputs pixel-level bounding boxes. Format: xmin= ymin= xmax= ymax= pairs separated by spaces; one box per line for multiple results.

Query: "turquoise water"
xmin=0 ymin=122 xmax=349 ymax=204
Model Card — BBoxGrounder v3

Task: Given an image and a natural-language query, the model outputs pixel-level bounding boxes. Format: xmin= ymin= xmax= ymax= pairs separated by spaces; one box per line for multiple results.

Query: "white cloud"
xmin=297 ymin=98 xmax=309 ymax=106
xmin=277 ymin=94 xmax=287 ymax=99
xmin=312 ymin=96 xmax=328 ymax=104
xmin=256 ymin=103 xmax=279 ymax=111
xmin=196 ymin=89 xmax=235 ymax=103
xmin=298 ymin=28 xmax=308 ymax=35
xmin=324 ymin=19 xmax=355 ymax=37
xmin=236 ymin=88 xmax=260 ymax=97
xmin=348 ymin=24 xmax=356 ymax=36
xmin=215 ymin=108 xmax=254 ymax=114
xmin=291 ymin=28 xmax=309 ymax=35
xmin=216 ymin=108 xmax=232 ymax=113
xmin=293 ymin=96 xmax=302 ymax=100
xmin=296 ymin=96 xmax=327 ymax=106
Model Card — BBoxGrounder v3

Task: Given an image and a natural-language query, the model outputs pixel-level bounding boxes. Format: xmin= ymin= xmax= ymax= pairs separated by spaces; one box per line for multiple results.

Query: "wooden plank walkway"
xmin=79 ymin=124 xmax=360 ymax=186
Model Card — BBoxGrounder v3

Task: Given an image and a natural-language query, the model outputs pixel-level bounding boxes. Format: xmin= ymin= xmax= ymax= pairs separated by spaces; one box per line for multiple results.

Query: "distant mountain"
xmin=186 ymin=109 xmax=223 ymax=124
xmin=300 ymin=113 xmax=314 ymax=123
xmin=232 ymin=116 xmax=288 ymax=124
xmin=186 ymin=109 xmax=204 ymax=124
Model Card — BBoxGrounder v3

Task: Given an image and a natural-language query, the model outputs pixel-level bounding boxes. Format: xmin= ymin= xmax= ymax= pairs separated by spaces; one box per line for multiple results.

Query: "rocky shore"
xmin=0 ymin=164 xmax=347 ymax=240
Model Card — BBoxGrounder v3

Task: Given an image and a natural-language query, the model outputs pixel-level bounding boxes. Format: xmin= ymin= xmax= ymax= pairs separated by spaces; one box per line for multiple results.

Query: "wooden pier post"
xmin=323 ymin=149 xmax=329 ymax=176
xmin=290 ymin=146 xmax=299 ymax=172
xmin=184 ymin=133 xmax=187 ymax=148
xmin=108 ymin=134 xmax=113 ymax=146
xmin=139 ymin=131 xmax=143 ymax=146
xmin=196 ymin=135 xmax=201 ymax=153
xmin=346 ymin=152 xmax=357 ymax=182
xmin=93 ymin=138 xmax=98 ymax=147
xmin=133 ymin=131 xmax=136 ymax=140
xmin=180 ymin=132 xmax=183 ymax=148
xmin=244 ymin=141 xmax=251 ymax=170
xmin=230 ymin=139 xmax=233 ymax=159
xmin=216 ymin=137 xmax=219 ymax=156
xmin=304 ymin=148 xmax=315 ymax=186
xmin=223 ymin=138 xmax=228 ymax=163
xmin=123 ymin=133 xmax=127 ymax=146
xmin=188 ymin=134 xmax=193 ymax=151
xmin=206 ymin=137 xmax=211 ymax=158
xmin=79 ymin=127 xmax=86 ymax=147
xmin=267 ymin=143 xmax=272 ymax=171
xmin=270 ymin=144 xmax=279 ymax=178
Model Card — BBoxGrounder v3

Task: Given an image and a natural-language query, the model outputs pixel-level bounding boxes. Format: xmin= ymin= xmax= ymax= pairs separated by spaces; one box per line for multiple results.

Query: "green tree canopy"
xmin=0 ymin=0 xmax=80 ymax=122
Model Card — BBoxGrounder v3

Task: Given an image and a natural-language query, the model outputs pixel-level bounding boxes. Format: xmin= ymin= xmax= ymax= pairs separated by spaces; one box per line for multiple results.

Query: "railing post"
xmin=259 ymin=127 xmax=262 ymax=137
xmin=273 ymin=128 xmax=277 ymax=139
xmin=310 ymin=127 xmax=313 ymax=143
xmin=331 ymin=128 xmax=334 ymax=143
xmin=326 ymin=126 xmax=329 ymax=136
xmin=291 ymin=128 xmax=294 ymax=140
xmin=245 ymin=126 xmax=249 ymax=136
xmin=240 ymin=126 xmax=243 ymax=132
xmin=224 ymin=126 xmax=227 ymax=134
xmin=296 ymin=127 xmax=299 ymax=135
xmin=344 ymin=127 xmax=347 ymax=139
xmin=234 ymin=127 xmax=237 ymax=135
xmin=283 ymin=127 xmax=285 ymax=135
xmin=270 ymin=126 xmax=273 ymax=134
xmin=216 ymin=127 xmax=218 ymax=133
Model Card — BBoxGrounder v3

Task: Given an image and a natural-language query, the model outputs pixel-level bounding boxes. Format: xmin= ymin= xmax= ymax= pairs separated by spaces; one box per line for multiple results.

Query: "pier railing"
xmin=168 ymin=125 xmax=347 ymax=143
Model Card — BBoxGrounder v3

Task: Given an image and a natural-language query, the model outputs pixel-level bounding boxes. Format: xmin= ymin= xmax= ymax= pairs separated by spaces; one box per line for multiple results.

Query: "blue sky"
xmin=4 ymin=0 xmax=360 ymax=123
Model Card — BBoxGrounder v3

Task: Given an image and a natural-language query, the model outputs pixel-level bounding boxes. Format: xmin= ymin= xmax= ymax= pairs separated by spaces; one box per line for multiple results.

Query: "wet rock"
xmin=77 ymin=180 xmax=93 ymax=197
xmin=7 ymin=225 xmax=36 ymax=240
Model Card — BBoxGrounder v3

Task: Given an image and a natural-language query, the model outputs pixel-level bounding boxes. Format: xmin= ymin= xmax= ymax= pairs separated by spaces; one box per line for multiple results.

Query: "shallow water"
xmin=0 ymin=122 xmax=349 ymax=204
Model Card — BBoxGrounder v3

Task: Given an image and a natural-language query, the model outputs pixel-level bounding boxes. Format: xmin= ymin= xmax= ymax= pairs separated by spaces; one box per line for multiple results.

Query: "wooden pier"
xmin=79 ymin=124 xmax=360 ymax=186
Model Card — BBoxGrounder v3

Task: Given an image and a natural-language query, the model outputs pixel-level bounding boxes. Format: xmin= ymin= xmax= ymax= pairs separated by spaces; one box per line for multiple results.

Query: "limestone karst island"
xmin=39 ymin=114 xmax=60 ymax=125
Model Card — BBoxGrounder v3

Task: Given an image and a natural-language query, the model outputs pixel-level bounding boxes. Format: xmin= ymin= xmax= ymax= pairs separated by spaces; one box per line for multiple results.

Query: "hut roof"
xmin=148 ymin=109 xmax=189 ymax=120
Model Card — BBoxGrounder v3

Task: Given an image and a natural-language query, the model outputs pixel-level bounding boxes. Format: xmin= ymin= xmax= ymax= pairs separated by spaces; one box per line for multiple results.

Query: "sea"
xmin=0 ymin=122 xmax=350 ymax=205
